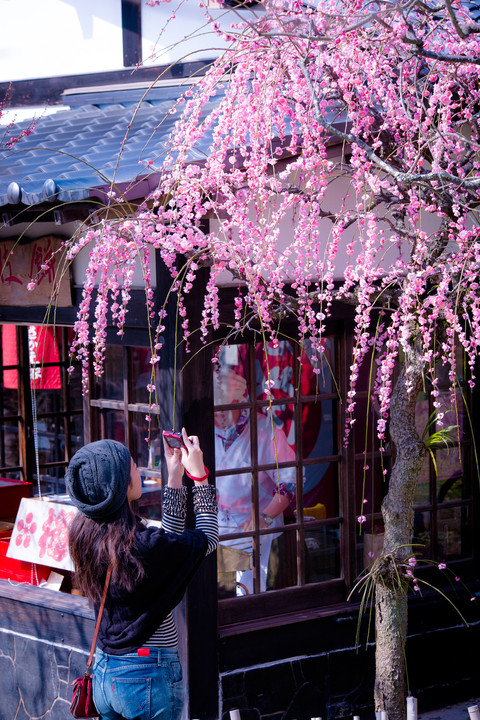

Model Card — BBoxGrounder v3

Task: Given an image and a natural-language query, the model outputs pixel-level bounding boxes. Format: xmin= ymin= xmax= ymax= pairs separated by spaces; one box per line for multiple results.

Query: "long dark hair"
xmin=69 ymin=502 xmax=145 ymax=603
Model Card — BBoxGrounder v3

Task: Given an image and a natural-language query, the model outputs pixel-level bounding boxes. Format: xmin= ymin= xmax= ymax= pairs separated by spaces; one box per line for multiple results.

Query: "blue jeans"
xmin=93 ymin=647 xmax=185 ymax=720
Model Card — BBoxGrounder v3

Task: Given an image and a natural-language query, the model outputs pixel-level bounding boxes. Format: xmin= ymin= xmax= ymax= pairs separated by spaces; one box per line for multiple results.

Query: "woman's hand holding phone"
xmin=163 ymin=431 xmax=186 ymax=449
xmin=162 ymin=433 xmax=184 ymax=487
xmin=163 ymin=429 xmax=207 ymax=485
xmin=177 ymin=429 xmax=208 ymax=484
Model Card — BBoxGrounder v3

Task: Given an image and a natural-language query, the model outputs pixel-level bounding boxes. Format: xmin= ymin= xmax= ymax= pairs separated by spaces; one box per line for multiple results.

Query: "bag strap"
xmin=86 ymin=566 xmax=112 ymax=672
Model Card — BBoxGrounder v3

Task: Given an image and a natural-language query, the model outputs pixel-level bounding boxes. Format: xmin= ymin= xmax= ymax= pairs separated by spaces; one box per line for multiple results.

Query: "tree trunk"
xmin=374 ymin=346 xmax=425 ymax=720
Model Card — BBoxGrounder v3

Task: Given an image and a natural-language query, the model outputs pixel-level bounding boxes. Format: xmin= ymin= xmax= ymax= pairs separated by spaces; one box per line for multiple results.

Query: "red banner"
xmin=2 ymin=324 xmax=61 ymax=390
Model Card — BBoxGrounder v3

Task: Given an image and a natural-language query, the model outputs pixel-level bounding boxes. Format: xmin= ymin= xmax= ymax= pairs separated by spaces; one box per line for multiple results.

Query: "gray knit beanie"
xmin=65 ymin=439 xmax=132 ymax=521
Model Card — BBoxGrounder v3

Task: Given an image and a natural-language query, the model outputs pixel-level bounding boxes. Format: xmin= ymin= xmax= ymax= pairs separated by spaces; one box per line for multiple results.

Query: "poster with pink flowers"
xmin=7 ymin=497 xmax=77 ymax=571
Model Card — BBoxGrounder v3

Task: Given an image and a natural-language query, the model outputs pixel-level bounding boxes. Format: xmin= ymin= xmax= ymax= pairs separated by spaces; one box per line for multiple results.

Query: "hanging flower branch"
xmin=28 ymin=0 xmax=480 ymax=441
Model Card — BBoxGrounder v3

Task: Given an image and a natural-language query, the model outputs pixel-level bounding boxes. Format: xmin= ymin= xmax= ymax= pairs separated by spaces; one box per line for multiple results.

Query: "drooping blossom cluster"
xmin=30 ymin=0 xmax=480 ymax=440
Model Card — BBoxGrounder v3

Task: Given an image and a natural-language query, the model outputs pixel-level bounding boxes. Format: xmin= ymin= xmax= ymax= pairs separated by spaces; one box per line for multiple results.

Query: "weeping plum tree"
xmin=40 ymin=0 xmax=480 ymax=717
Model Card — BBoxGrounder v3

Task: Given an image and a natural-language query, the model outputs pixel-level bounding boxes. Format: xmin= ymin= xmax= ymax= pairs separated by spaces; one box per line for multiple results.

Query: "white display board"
xmin=7 ymin=497 xmax=77 ymax=572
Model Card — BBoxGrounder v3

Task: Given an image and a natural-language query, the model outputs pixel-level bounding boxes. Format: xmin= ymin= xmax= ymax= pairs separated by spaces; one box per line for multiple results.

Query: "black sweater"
xmin=96 ymin=522 xmax=208 ymax=655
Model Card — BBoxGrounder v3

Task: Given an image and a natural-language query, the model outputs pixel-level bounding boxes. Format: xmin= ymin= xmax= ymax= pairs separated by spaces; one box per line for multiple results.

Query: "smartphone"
xmin=163 ymin=431 xmax=186 ymax=449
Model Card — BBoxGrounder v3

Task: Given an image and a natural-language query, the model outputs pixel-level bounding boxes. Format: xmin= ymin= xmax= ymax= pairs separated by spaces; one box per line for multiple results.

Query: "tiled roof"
xmin=0 ymin=85 xmax=218 ymax=207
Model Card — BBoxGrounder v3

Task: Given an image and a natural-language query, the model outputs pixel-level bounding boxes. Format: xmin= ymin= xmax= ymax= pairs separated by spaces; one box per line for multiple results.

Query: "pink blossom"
xmin=59 ymin=0 xmax=480 ymax=487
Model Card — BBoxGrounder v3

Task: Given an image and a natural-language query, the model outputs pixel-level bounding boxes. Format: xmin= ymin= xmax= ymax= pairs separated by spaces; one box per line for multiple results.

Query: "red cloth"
xmin=2 ymin=324 xmax=61 ymax=389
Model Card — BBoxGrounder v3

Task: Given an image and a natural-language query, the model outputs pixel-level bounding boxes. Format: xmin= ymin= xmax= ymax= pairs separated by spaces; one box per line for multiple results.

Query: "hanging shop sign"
xmin=0 ymin=235 xmax=72 ymax=307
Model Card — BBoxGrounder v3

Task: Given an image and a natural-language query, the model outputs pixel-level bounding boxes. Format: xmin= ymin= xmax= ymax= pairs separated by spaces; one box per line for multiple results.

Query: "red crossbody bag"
xmin=70 ymin=567 xmax=112 ymax=719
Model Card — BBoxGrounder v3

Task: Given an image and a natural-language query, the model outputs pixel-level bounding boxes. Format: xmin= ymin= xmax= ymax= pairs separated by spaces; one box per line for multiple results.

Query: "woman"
xmin=66 ymin=429 xmax=218 ymax=720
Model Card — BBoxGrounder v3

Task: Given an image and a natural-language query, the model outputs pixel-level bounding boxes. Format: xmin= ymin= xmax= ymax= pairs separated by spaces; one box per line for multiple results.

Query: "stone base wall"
xmin=219 ymin=599 xmax=480 ymax=720
xmin=0 ymin=629 xmax=89 ymax=720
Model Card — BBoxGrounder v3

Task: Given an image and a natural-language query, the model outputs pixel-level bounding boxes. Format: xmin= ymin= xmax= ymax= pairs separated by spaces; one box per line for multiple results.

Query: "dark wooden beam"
xmin=122 ymin=0 xmax=142 ymax=68
xmin=181 ymin=264 xmax=218 ymax=720
xmin=0 ymin=60 xmax=213 ymax=109
xmin=1 ymin=203 xmax=98 ymax=227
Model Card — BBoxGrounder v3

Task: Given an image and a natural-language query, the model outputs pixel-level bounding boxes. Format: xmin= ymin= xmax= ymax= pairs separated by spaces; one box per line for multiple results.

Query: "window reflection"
xmin=438 ymin=506 xmax=470 ymax=561
xmin=129 ymin=347 xmax=160 ymax=404
xmin=131 ymin=411 xmax=151 ymax=469
xmin=1 ymin=427 xmax=19 ymax=467
xmin=94 ymin=345 xmax=123 ymax=400
xmin=214 ymin=338 xmax=339 ymax=597
xmin=305 ymin=524 xmax=341 ymax=583
xmin=214 ymin=344 xmax=296 ymax=595
xmin=435 ymin=448 xmax=463 ymax=504
xmin=303 ymin=462 xmax=338 ymax=519
xmin=97 ymin=409 xmax=125 ymax=445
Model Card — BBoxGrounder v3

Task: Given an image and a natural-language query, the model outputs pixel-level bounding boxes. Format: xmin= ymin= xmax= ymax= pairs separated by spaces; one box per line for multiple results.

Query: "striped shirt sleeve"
xmin=145 ymin=484 xmax=217 ymax=648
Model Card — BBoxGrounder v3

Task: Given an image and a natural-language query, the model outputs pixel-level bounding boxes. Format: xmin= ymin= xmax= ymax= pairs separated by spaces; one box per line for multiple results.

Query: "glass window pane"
xmin=217 ymin=471 xmax=253 ymax=528
xmin=254 ymin=341 xmax=294 ymax=401
xmin=67 ymin=368 xmax=83 ymax=411
xmin=435 ymin=448 xmax=464 ymax=503
xmin=215 ymin=408 xmax=251 ymax=470
xmin=0 ymin=470 xmax=22 ymax=482
xmin=437 ymin=506 xmax=471 ymax=561
xmin=256 ymin=406 xmax=296 ymax=465
xmin=1 ymin=387 xmax=19 ymax=416
xmin=0 ymin=426 xmax=20 ymax=467
xmin=353 ymin=396 xmax=384 ymax=453
xmin=130 ymin=411 xmax=150 ymax=468
xmin=303 ymin=462 xmax=338 ymax=519
xmin=305 ymin=524 xmax=341 ymax=583
xmin=35 ymin=466 xmax=67 ymax=499
xmin=129 ymin=347 xmax=159 ymax=404
xmin=98 ymin=409 xmax=125 ymax=444
xmin=36 ymin=418 xmax=65 ymax=464
xmin=267 ymin=527 xmax=297 ymax=590
xmin=303 ymin=399 xmax=336 ymax=459
xmin=137 ymin=489 xmax=163 ymax=522
xmin=302 ymin=337 xmax=336 ymax=395
xmin=94 ymin=346 xmax=124 ymax=400
xmin=218 ymin=536 xmax=253 ymax=598
xmin=214 ymin=344 xmax=250 ymax=404
xmin=70 ymin=415 xmax=84 ymax=455
xmin=36 ymin=388 xmax=64 ymax=413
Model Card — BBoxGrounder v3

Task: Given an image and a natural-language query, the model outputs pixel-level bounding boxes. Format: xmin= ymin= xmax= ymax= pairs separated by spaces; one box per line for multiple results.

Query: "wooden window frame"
xmin=213 ymin=328 xmax=351 ymax=624
xmin=0 ymin=324 xmax=83 ymax=491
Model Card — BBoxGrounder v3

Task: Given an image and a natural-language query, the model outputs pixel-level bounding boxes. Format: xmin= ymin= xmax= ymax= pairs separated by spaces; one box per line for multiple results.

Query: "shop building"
xmin=0 ymin=2 xmax=478 ymax=719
